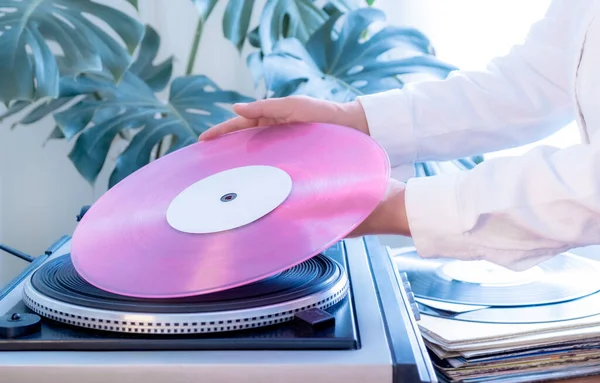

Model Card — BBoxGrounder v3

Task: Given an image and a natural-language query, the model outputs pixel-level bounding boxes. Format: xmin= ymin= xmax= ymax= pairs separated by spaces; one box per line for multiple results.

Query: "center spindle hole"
xmin=220 ymin=192 xmax=237 ymax=202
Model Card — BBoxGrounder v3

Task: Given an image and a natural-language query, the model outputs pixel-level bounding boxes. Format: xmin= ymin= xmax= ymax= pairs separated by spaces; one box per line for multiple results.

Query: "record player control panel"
xmin=398 ymin=272 xmax=420 ymax=321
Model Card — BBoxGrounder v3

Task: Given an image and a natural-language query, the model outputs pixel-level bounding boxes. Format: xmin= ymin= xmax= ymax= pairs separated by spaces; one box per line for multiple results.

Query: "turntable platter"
xmin=22 ymin=254 xmax=349 ymax=334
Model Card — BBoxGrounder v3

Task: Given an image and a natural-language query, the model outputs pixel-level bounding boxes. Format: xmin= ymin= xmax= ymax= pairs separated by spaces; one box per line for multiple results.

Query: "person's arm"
xmin=358 ymin=0 xmax=581 ymax=167
xmin=402 ymin=137 xmax=600 ymax=271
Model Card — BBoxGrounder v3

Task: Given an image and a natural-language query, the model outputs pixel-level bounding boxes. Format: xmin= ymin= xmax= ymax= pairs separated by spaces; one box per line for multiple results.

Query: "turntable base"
xmin=0 ymin=236 xmax=432 ymax=383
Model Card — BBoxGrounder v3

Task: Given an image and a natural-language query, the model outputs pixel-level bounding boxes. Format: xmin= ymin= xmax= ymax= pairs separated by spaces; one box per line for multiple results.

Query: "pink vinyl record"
xmin=70 ymin=122 xmax=390 ymax=298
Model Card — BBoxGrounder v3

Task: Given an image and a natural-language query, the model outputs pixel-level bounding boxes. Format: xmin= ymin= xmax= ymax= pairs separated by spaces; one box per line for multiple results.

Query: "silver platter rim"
xmin=22 ymin=270 xmax=349 ymax=335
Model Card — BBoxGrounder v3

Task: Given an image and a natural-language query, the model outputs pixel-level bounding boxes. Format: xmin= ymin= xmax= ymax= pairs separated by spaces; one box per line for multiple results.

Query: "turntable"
xmin=0 ymin=123 xmax=436 ymax=383
xmin=0 ymin=234 xmax=433 ymax=383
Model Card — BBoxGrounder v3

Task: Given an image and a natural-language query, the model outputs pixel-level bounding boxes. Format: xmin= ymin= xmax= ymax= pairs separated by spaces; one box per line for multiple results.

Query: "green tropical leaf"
xmin=126 ymin=0 xmax=139 ymax=10
xmin=0 ymin=0 xmax=145 ymax=104
xmin=0 ymin=100 xmax=31 ymax=122
xmin=190 ymin=0 xmax=219 ymax=19
xmin=246 ymin=0 xmax=358 ymax=50
xmin=205 ymin=0 xmax=345 ymax=52
xmin=53 ymin=72 xmax=252 ymax=187
xmin=246 ymin=51 xmax=264 ymax=87
xmin=223 ymin=0 xmax=256 ymax=51
xmin=2 ymin=25 xmax=172 ymax=132
xmin=259 ymin=8 xmax=456 ymax=101
xmin=3 ymin=23 xmax=247 ymax=187
xmin=258 ymin=0 xmax=328 ymax=54
xmin=240 ymin=0 xmax=354 ymax=90
xmin=127 ymin=26 xmax=173 ymax=92
xmin=322 ymin=0 xmax=362 ymax=15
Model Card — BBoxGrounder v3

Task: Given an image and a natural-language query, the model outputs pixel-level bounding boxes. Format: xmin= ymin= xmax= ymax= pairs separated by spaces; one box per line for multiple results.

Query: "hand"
xmin=346 ymin=178 xmax=411 ymax=238
xmin=198 ymin=95 xmax=370 ymax=141
xmin=198 ymin=96 xmax=411 ymax=238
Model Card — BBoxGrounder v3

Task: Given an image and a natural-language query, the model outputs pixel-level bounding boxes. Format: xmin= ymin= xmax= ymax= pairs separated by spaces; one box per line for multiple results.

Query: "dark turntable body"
xmin=0 ymin=234 xmax=434 ymax=383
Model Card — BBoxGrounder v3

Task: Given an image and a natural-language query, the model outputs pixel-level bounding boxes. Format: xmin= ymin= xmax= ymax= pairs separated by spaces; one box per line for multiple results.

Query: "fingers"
xmin=233 ymin=98 xmax=295 ymax=120
xmin=198 ymin=96 xmax=330 ymax=141
xmin=198 ymin=116 xmax=257 ymax=141
xmin=199 ymin=98 xmax=298 ymax=141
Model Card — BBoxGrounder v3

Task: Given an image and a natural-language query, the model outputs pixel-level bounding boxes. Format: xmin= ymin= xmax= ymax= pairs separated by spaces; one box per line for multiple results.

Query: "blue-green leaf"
xmin=190 ymin=0 xmax=219 ymax=20
xmin=223 ymin=0 xmax=255 ymax=51
xmin=4 ymin=25 xmax=171 ymax=129
xmin=323 ymin=0 xmax=362 ymax=14
xmin=128 ymin=26 xmax=173 ymax=92
xmin=246 ymin=51 xmax=264 ymax=87
xmin=0 ymin=0 xmax=145 ymax=103
xmin=259 ymin=0 xmax=328 ymax=54
xmin=248 ymin=26 xmax=261 ymax=48
xmin=56 ymin=72 xmax=253 ymax=187
xmin=126 ymin=0 xmax=138 ymax=10
xmin=260 ymin=8 xmax=456 ymax=101
xmin=200 ymin=0 xmax=335 ymax=52
xmin=239 ymin=0 xmax=331 ymax=85
xmin=0 ymin=100 xmax=30 ymax=122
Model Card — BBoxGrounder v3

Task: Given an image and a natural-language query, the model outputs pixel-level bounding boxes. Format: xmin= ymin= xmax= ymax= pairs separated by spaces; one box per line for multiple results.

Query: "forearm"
xmin=403 ymin=139 xmax=600 ymax=271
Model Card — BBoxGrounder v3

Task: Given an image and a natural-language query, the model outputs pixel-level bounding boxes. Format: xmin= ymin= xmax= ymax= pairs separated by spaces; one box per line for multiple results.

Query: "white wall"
xmin=0 ymin=0 xmax=560 ymax=278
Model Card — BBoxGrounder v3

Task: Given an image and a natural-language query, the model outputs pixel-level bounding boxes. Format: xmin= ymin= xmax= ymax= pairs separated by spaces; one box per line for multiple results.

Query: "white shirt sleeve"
xmin=405 ymin=140 xmax=600 ymax=271
xmin=357 ymin=0 xmax=578 ymax=167
xmin=355 ymin=0 xmax=600 ymax=270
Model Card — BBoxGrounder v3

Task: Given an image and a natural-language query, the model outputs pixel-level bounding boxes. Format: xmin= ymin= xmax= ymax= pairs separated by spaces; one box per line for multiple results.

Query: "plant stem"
xmin=186 ymin=17 xmax=205 ymax=75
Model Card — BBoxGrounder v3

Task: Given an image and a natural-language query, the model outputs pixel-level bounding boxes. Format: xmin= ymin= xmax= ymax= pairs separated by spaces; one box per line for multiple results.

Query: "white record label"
xmin=166 ymin=165 xmax=292 ymax=234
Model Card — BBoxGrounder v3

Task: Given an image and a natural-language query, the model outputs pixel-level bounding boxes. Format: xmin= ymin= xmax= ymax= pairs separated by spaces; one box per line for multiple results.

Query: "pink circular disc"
xmin=70 ymin=122 xmax=390 ymax=298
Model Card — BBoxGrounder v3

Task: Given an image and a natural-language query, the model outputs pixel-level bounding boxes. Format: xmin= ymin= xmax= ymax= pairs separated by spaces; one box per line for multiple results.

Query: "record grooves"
xmin=391 ymin=247 xmax=600 ymax=324
xmin=69 ymin=123 xmax=390 ymax=298
xmin=392 ymin=248 xmax=600 ymax=306
xmin=30 ymin=254 xmax=343 ymax=313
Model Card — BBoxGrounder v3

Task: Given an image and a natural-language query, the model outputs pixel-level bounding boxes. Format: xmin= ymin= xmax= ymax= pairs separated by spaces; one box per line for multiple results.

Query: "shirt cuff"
xmin=405 ymin=170 xmax=562 ymax=271
xmin=357 ymin=89 xmax=417 ymax=167
xmin=405 ymin=171 xmax=470 ymax=259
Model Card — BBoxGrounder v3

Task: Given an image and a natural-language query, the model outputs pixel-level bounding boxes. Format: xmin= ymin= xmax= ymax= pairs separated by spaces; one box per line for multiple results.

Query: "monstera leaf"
xmin=0 ymin=0 xmax=144 ymax=103
xmin=245 ymin=0 xmax=346 ymax=89
xmin=1 ymin=25 xmax=172 ymax=137
xmin=192 ymin=0 xmax=357 ymax=52
xmin=190 ymin=0 xmax=358 ymax=86
xmin=257 ymin=0 xmax=329 ymax=54
xmin=223 ymin=0 xmax=256 ymax=51
xmin=258 ymin=7 xmax=456 ymax=101
xmin=53 ymin=72 xmax=252 ymax=187
xmin=2 ymin=23 xmax=249 ymax=188
xmin=126 ymin=0 xmax=139 ymax=9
